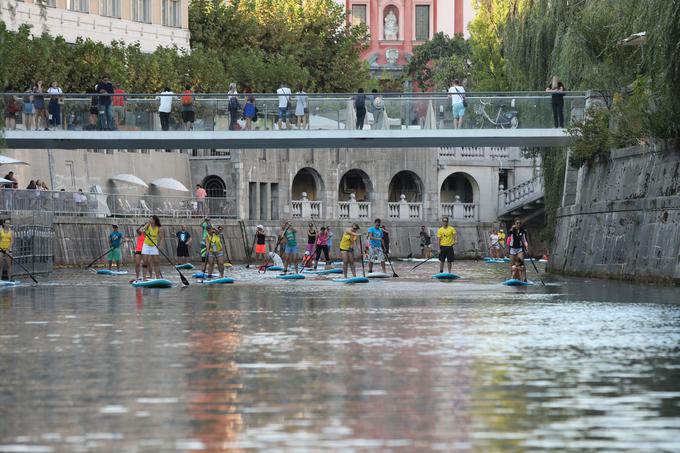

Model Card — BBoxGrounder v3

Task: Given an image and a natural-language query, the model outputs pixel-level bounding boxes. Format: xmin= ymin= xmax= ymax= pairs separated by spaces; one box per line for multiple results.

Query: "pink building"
xmin=342 ymin=0 xmax=475 ymax=74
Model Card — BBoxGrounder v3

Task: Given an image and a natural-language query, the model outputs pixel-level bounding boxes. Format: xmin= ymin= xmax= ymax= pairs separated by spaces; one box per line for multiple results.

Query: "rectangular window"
xmin=131 ymin=0 xmax=150 ymax=23
xmin=161 ymin=0 xmax=181 ymax=27
xmin=415 ymin=5 xmax=430 ymax=41
xmin=100 ymin=0 xmax=121 ymax=17
xmin=67 ymin=0 xmax=89 ymax=12
xmin=351 ymin=4 xmax=367 ymax=27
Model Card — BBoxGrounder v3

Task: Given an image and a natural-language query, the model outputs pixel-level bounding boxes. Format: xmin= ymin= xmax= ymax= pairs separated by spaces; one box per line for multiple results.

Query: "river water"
xmin=1 ymin=261 xmax=679 ymax=452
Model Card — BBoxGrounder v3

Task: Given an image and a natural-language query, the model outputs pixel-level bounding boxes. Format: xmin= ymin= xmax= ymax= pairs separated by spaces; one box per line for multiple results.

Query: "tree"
xmin=404 ymin=32 xmax=472 ymax=91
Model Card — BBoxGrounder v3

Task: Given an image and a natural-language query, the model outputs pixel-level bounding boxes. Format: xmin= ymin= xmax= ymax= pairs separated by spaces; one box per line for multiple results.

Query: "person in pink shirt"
xmin=313 ymin=226 xmax=330 ymax=270
xmin=195 ymin=184 xmax=207 ymax=215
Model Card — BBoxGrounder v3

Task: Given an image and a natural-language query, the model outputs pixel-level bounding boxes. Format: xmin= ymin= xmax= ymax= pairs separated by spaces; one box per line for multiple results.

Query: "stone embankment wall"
xmin=54 ymin=218 xmax=493 ymax=266
xmin=551 ymin=144 xmax=680 ymax=284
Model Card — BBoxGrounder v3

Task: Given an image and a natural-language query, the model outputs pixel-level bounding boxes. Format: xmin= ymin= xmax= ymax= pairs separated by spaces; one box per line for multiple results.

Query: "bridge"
xmin=4 ymin=128 xmax=573 ymax=149
xmin=2 ymin=91 xmax=583 ymax=149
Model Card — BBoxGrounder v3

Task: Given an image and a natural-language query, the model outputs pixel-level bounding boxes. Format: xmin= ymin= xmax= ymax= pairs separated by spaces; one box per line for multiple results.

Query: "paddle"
xmin=524 ymin=246 xmax=545 ymax=286
xmin=409 ymin=254 xmax=435 ymax=272
xmin=245 ymin=235 xmax=256 ymax=268
xmin=358 ymin=236 xmax=366 ymax=278
xmin=0 ymin=249 xmax=38 ymax=284
xmin=220 ymin=231 xmax=232 ymax=265
xmin=201 ymin=234 xmax=213 ymax=284
xmin=382 ymin=238 xmax=399 ymax=277
xmin=238 ymin=220 xmax=253 ymax=268
xmin=262 ymin=224 xmax=289 ymax=274
xmin=84 ymin=247 xmax=114 ymax=269
xmin=143 ymin=230 xmax=189 ymax=287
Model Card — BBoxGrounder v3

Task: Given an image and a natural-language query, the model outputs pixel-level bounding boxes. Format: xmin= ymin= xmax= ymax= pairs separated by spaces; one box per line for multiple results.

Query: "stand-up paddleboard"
xmin=131 ymin=279 xmax=173 ymax=288
xmin=0 ymin=280 xmax=20 ymax=288
xmin=366 ymin=272 xmax=389 ymax=278
xmin=399 ymin=258 xmax=429 ymax=262
xmin=96 ymin=269 xmax=129 ymax=275
xmin=201 ymin=277 xmax=235 ymax=284
xmin=303 ymin=268 xmax=343 ymax=275
xmin=333 ymin=277 xmax=369 ymax=284
xmin=192 ymin=272 xmax=220 ymax=279
xmin=432 ymin=273 xmax=462 ymax=281
xmin=484 ymin=258 xmax=509 ymax=264
xmin=277 ymin=273 xmax=305 ymax=280
xmin=503 ymin=279 xmax=535 ymax=286
xmin=267 ymin=266 xmax=284 ymax=271
xmin=175 ymin=263 xmax=194 ymax=270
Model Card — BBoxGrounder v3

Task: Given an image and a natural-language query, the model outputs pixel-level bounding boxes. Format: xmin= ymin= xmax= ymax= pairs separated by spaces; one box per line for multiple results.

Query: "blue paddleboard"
xmin=131 ymin=279 xmax=173 ymax=288
xmin=333 ymin=277 xmax=369 ymax=284
xmin=502 ymin=279 xmax=534 ymax=286
xmin=267 ymin=266 xmax=284 ymax=271
xmin=192 ymin=272 xmax=220 ymax=279
xmin=201 ymin=277 xmax=235 ymax=284
xmin=303 ymin=268 xmax=343 ymax=275
xmin=432 ymin=273 xmax=462 ymax=280
xmin=96 ymin=269 xmax=129 ymax=275
xmin=277 ymin=273 xmax=305 ymax=280
xmin=176 ymin=263 xmax=194 ymax=270
xmin=0 ymin=280 xmax=20 ymax=288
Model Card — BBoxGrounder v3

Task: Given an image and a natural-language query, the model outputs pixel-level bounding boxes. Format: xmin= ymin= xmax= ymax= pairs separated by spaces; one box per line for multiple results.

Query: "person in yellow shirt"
xmin=205 ymin=225 xmax=225 ymax=278
xmin=436 ymin=216 xmax=457 ymax=273
xmin=497 ymin=228 xmax=507 ymax=257
xmin=141 ymin=215 xmax=163 ymax=280
xmin=0 ymin=220 xmax=14 ymax=281
xmin=339 ymin=223 xmax=361 ymax=279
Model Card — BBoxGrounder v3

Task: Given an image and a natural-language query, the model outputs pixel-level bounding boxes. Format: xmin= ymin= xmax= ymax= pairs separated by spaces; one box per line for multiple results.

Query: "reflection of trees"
xmin=187 ymin=306 xmax=243 ymax=452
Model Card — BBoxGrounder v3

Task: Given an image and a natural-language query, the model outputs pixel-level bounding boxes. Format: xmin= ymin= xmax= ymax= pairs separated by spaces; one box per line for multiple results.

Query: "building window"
xmin=131 ymin=0 xmax=151 ymax=23
xmin=351 ymin=4 xmax=366 ymax=27
xmin=100 ymin=0 xmax=121 ymax=17
xmin=415 ymin=5 xmax=430 ymax=41
xmin=67 ymin=0 xmax=89 ymax=12
xmin=162 ymin=0 xmax=181 ymax=27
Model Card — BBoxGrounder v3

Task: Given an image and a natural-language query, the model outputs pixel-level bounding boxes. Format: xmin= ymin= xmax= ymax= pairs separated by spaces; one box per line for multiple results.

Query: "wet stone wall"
xmin=551 ymin=143 xmax=680 ymax=283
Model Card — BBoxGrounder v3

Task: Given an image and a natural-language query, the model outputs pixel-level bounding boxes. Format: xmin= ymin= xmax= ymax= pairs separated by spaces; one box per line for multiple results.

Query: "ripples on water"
xmin=0 ymin=261 xmax=679 ymax=452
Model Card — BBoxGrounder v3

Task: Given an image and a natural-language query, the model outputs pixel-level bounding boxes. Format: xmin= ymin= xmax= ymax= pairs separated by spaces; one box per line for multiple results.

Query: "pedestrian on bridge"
xmin=546 ymin=75 xmax=566 ymax=128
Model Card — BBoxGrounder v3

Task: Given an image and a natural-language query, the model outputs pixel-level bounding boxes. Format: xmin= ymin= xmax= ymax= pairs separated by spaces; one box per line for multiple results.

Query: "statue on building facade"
xmin=384 ymin=10 xmax=398 ymax=40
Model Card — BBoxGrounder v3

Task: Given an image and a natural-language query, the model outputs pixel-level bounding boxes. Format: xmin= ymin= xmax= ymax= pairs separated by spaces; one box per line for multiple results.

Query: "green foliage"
xmin=188 ymin=0 xmax=371 ymax=92
xmin=404 ymin=32 xmax=472 ymax=91
xmin=567 ymin=109 xmax=611 ymax=168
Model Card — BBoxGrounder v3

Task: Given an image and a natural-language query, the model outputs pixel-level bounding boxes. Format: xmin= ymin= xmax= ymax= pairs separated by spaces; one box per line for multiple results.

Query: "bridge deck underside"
xmin=4 ymin=129 xmax=572 ymax=149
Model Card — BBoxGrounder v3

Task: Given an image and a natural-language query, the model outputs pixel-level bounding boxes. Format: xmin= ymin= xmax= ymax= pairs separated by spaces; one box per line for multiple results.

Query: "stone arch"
xmin=388 ymin=170 xmax=423 ymax=202
xmin=440 ymin=172 xmax=479 ymax=203
xmin=202 ymin=175 xmax=226 ymax=198
xmin=338 ymin=169 xmax=373 ymax=202
xmin=291 ymin=167 xmax=324 ymax=201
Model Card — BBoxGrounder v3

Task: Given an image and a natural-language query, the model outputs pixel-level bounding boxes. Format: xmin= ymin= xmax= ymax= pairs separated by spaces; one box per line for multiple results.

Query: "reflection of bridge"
xmin=4 ymin=129 xmax=573 ymax=150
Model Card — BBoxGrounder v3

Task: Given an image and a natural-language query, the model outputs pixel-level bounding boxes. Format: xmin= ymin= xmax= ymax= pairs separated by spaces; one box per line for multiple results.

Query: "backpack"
xmin=228 ymin=95 xmax=240 ymax=111
xmin=181 ymin=90 xmax=193 ymax=106
xmin=373 ymin=96 xmax=384 ymax=110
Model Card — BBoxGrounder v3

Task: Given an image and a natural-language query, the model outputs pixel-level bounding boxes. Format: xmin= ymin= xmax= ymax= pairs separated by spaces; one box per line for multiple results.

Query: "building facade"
xmin=1 ymin=0 xmax=190 ymax=52
xmin=341 ymin=0 xmax=475 ymax=73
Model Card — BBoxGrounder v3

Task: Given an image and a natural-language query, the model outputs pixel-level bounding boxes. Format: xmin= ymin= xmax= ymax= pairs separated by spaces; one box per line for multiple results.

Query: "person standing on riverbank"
xmin=255 ymin=225 xmax=266 ymax=261
xmin=437 ymin=217 xmax=457 ymax=273
xmin=420 ymin=225 xmax=432 ymax=259
xmin=0 ymin=220 xmax=14 ymax=281
xmin=107 ymin=224 xmax=123 ymax=271
xmin=508 ymin=218 xmax=529 ymax=282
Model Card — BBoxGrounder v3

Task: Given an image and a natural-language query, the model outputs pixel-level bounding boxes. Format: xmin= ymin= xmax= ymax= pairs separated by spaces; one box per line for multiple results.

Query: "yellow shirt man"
xmin=437 ymin=225 xmax=457 ymax=247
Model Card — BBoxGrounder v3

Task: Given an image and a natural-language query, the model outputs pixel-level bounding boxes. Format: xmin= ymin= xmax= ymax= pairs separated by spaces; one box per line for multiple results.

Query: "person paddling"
xmin=0 ymin=220 xmax=14 ymax=281
xmin=255 ymin=225 xmax=267 ymax=261
xmin=140 ymin=215 xmax=162 ymax=280
xmin=206 ymin=226 xmax=226 ymax=278
xmin=313 ymin=226 xmax=330 ymax=270
xmin=508 ymin=218 xmax=529 ymax=282
xmin=436 ymin=217 xmax=457 ymax=274
xmin=280 ymin=222 xmax=298 ymax=274
xmin=107 ymin=224 xmax=124 ymax=271
xmin=367 ymin=218 xmax=386 ymax=274
xmin=339 ymin=223 xmax=361 ymax=278
xmin=303 ymin=223 xmax=317 ymax=269
xmin=133 ymin=226 xmax=147 ymax=281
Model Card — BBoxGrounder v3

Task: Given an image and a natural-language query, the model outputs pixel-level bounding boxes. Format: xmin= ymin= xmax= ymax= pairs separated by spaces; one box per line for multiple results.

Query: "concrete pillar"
xmin=561 ymin=149 xmax=578 ymax=207
xmin=301 ymin=192 xmax=311 ymax=218
xmin=398 ymin=194 xmax=409 ymax=220
xmin=348 ymin=193 xmax=358 ymax=219
xmin=453 ymin=195 xmax=464 ymax=219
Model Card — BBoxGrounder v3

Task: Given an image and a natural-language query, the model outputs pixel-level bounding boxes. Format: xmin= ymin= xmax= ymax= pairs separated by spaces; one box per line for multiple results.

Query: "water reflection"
xmin=0 ymin=266 xmax=679 ymax=451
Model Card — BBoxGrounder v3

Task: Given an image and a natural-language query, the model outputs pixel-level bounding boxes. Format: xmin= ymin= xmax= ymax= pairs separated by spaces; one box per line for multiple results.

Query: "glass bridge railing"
xmin=2 ymin=92 xmax=586 ymax=132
